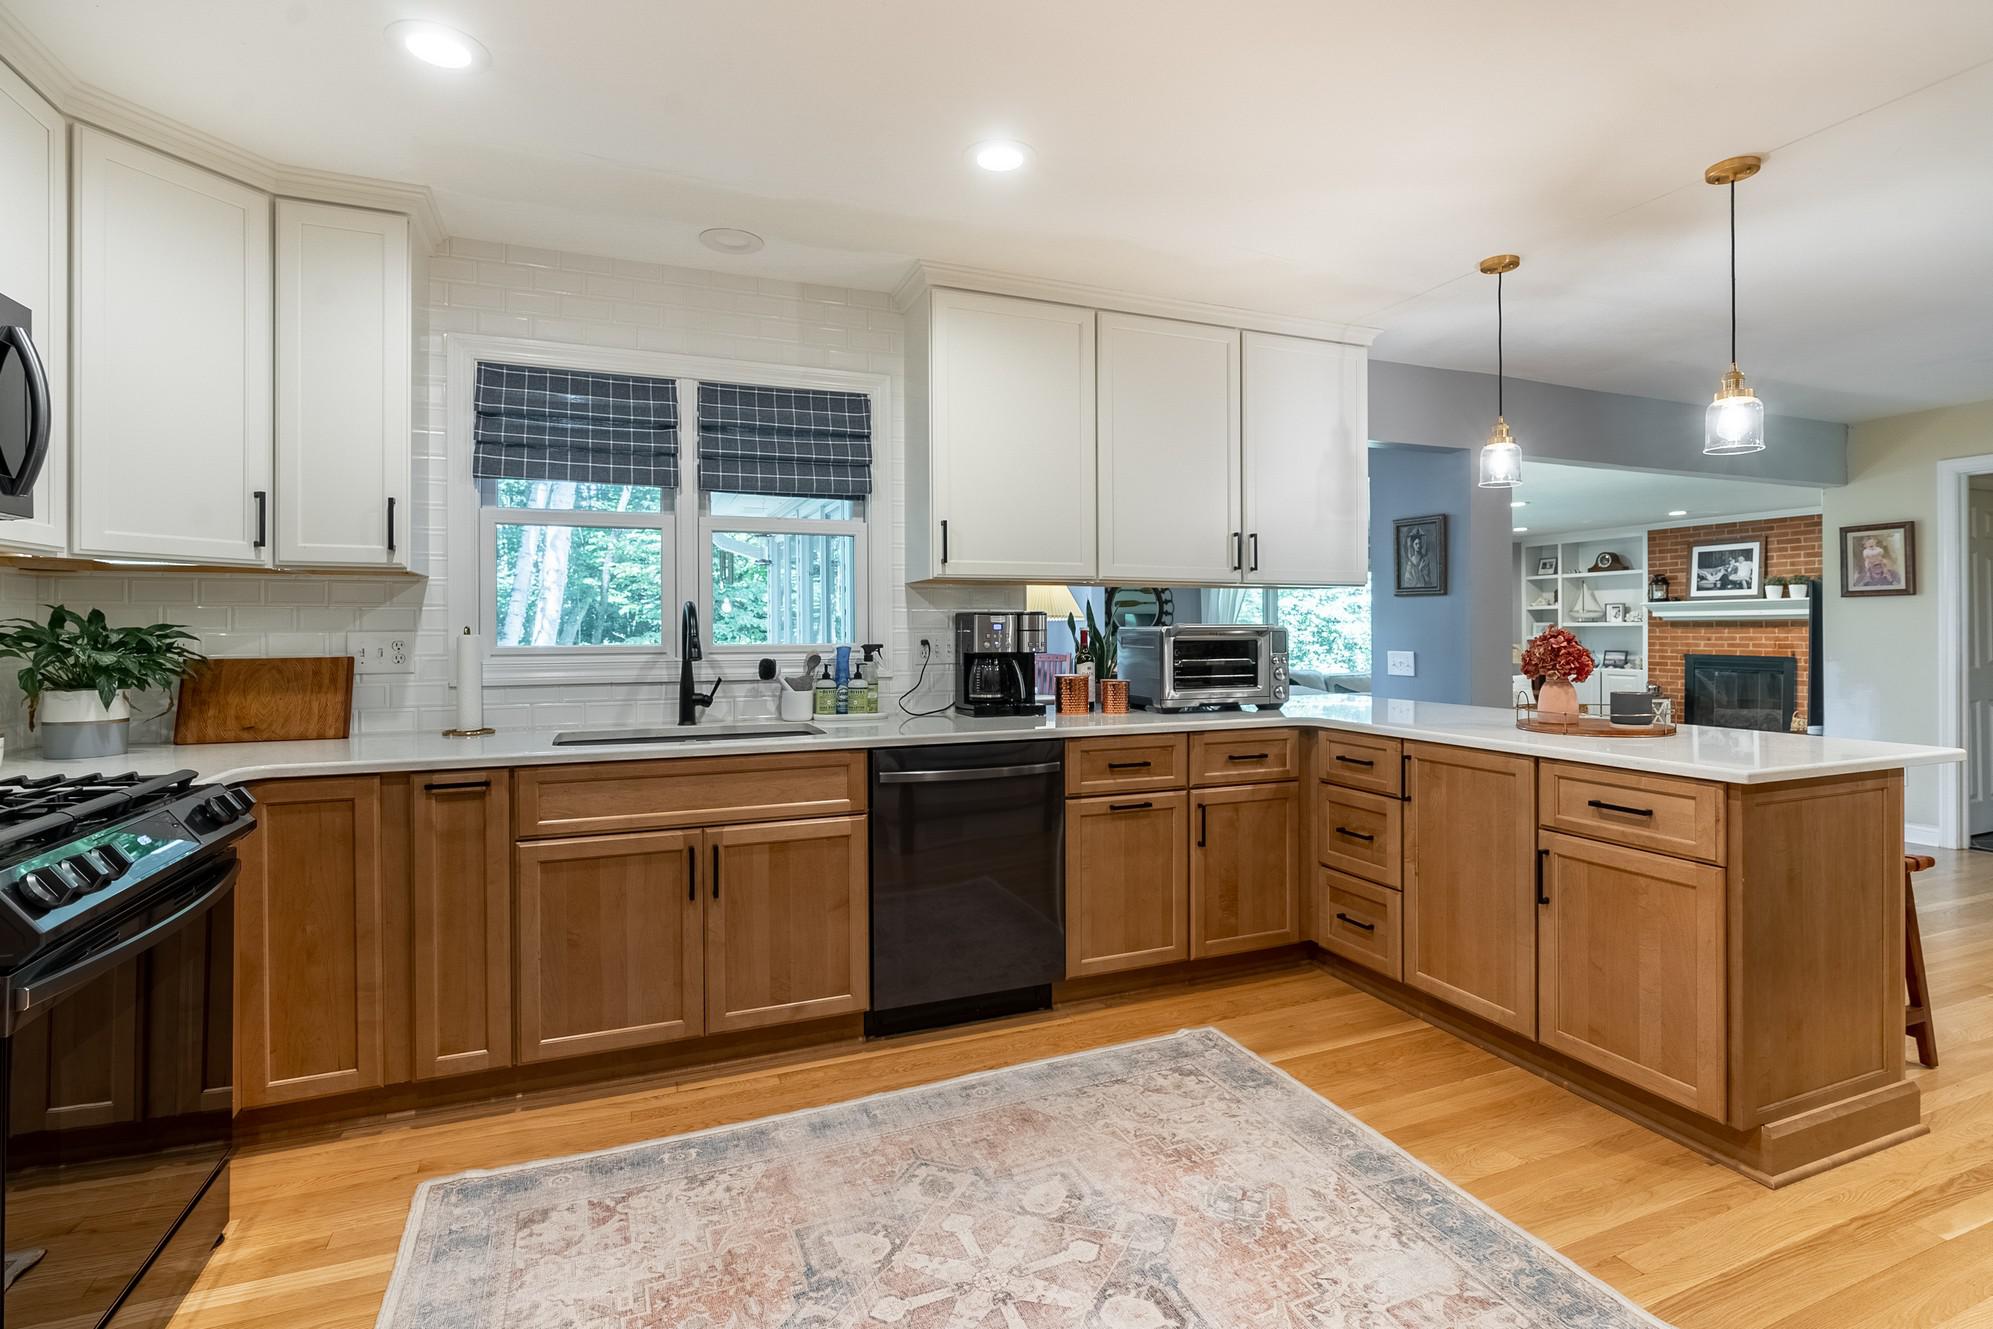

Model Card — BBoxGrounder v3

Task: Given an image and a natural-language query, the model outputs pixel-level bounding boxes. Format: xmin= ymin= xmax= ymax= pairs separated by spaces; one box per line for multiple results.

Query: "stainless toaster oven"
xmin=1116 ymin=625 xmax=1289 ymax=711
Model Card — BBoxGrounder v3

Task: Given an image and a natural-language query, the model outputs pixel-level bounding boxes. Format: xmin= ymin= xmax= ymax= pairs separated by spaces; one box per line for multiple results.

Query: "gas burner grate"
xmin=0 ymin=770 xmax=201 ymax=855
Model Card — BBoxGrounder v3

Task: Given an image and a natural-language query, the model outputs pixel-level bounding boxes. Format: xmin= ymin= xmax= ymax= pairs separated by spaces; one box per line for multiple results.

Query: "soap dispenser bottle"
xmin=813 ymin=664 xmax=836 ymax=716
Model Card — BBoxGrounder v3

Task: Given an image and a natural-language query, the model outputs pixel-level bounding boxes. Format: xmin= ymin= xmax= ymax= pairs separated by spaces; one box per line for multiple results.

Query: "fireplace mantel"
xmin=1649 ymin=599 xmax=1811 ymax=621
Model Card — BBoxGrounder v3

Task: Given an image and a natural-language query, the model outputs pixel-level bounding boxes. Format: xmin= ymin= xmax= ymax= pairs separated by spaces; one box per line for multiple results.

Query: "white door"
xmin=928 ymin=288 xmax=1095 ymax=580
xmin=275 ymin=201 xmax=411 ymax=568
xmin=1241 ymin=331 xmax=1368 ymax=586
xmin=1969 ymin=485 xmax=1993 ymax=836
xmin=73 ymin=126 xmax=273 ymax=564
xmin=0 ymin=63 xmax=67 ymax=552
xmin=1097 ymin=313 xmax=1240 ymax=583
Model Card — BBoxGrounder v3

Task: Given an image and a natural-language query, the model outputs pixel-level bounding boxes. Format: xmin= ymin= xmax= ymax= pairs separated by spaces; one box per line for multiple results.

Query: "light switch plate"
xmin=1387 ymin=650 xmax=1415 ymax=677
xmin=347 ymin=632 xmax=415 ymax=675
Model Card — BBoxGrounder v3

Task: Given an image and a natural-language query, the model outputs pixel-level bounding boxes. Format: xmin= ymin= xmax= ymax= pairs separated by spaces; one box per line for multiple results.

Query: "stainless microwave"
xmin=1117 ymin=625 xmax=1289 ymax=711
xmin=0 ymin=292 xmax=52 ymax=520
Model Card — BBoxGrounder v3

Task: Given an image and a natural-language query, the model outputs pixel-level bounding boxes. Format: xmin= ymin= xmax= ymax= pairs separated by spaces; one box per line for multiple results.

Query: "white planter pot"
xmin=1789 ymin=582 xmax=1811 ymax=599
xmin=1765 ymin=586 xmax=1787 ymax=599
xmin=38 ymin=689 xmax=132 ymax=760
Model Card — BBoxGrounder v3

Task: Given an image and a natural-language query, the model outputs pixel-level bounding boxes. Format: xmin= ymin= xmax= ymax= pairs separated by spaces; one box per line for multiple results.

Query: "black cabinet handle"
xmin=1108 ymin=800 xmax=1153 ymax=812
xmin=1333 ymin=755 xmax=1375 ymax=768
xmin=940 ymin=519 xmax=949 ymax=565
xmin=1402 ymin=754 xmax=1412 ymax=802
xmin=421 ymin=779 xmax=490 ymax=793
xmin=386 ymin=496 xmax=397 ymax=554
xmin=1106 ymin=760 xmax=1151 ymax=770
xmin=712 ymin=843 xmax=721 ymax=899
xmin=253 ymin=490 xmax=267 ymax=550
xmin=1197 ymin=802 xmax=1207 ymax=848
xmin=1231 ymin=531 xmax=1242 ymax=571
xmin=1334 ymin=912 xmax=1375 ymax=933
xmin=1586 ymin=799 xmax=1654 ymax=818
xmin=1248 ymin=532 xmax=1260 ymax=572
xmin=1536 ymin=847 xmax=1551 ymax=906
xmin=686 ymin=844 xmax=696 ymax=902
xmin=1334 ymin=826 xmax=1375 ymax=843
xmin=1226 ymin=752 xmax=1269 ymax=762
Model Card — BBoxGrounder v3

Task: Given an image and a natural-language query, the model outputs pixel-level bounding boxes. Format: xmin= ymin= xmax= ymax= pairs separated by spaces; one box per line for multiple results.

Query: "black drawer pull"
xmin=1334 ymin=912 xmax=1376 ymax=933
xmin=1586 ymin=799 xmax=1654 ymax=818
xmin=1333 ymin=755 xmax=1375 ymax=768
xmin=686 ymin=844 xmax=696 ymax=902
xmin=422 ymin=779 xmax=491 ymax=793
xmin=1226 ymin=752 xmax=1270 ymax=762
xmin=1334 ymin=826 xmax=1375 ymax=843
xmin=1106 ymin=760 xmax=1152 ymax=770
xmin=1108 ymin=800 xmax=1153 ymax=812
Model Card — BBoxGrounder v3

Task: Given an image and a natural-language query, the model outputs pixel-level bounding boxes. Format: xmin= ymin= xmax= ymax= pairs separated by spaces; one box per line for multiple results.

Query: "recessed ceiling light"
xmin=1510 ymin=500 xmax=1527 ymax=509
xmin=970 ymin=139 xmax=1032 ymax=172
xmin=387 ymin=20 xmax=488 ymax=69
xmin=1512 ymin=526 xmax=1529 ymax=534
xmin=1668 ymin=509 xmax=1689 ymax=517
xmin=699 ymin=227 xmax=765 ymax=255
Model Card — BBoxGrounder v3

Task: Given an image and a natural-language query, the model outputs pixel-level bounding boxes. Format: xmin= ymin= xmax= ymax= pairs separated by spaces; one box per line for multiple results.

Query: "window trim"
xmin=444 ymin=333 xmax=892 ymax=687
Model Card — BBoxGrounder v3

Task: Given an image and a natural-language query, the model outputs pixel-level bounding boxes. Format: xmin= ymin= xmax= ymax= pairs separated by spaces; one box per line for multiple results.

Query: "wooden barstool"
xmin=1905 ymin=853 xmax=1939 ymax=1068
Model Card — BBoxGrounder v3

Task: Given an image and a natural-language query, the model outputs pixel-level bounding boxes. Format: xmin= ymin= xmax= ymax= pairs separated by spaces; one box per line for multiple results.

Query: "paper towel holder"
xmin=445 ymin=624 xmax=496 ymax=737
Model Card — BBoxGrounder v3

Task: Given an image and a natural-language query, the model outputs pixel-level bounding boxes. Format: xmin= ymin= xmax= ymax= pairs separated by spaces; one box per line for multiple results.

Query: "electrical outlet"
xmin=1387 ymin=650 xmax=1415 ymax=677
xmin=348 ymin=632 xmax=415 ymax=675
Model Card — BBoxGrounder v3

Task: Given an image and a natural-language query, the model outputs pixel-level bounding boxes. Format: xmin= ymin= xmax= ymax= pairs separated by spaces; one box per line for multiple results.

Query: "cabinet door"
xmin=409 ymin=771 xmax=512 ymax=1080
xmin=515 ymin=830 xmax=703 ymax=1062
xmin=0 ymin=61 xmax=68 ymax=552
xmin=73 ymin=126 xmax=273 ymax=564
xmin=1097 ymin=313 xmax=1240 ymax=582
xmin=1067 ymin=792 xmax=1189 ymax=977
xmin=1241 ymin=331 xmax=1367 ymax=585
xmin=1191 ymin=783 xmax=1300 ymax=957
xmin=928 ymin=288 xmax=1095 ymax=580
xmin=275 ymin=201 xmax=411 ymax=568
xmin=1538 ymin=832 xmax=1727 ymax=1117
xmin=236 ymin=778 xmax=385 ymax=1107
xmin=705 ymin=816 xmax=867 ymax=1033
xmin=1403 ymin=744 xmax=1536 ymax=1035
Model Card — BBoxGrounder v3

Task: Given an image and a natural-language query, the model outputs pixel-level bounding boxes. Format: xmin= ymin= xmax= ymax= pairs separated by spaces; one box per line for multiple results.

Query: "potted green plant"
xmin=1765 ymin=576 xmax=1788 ymax=599
xmin=0 ymin=606 xmax=206 ymax=759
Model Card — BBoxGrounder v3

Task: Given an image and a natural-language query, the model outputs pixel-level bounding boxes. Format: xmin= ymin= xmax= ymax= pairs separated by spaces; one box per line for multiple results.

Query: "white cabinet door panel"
xmin=0 ymin=64 xmax=67 ymax=552
xmin=276 ymin=201 xmax=410 ymax=568
xmin=1241 ymin=331 xmax=1367 ymax=586
xmin=928 ymin=289 xmax=1095 ymax=580
xmin=73 ymin=127 xmax=272 ymax=564
xmin=1097 ymin=313 xmax=1239 ymax=583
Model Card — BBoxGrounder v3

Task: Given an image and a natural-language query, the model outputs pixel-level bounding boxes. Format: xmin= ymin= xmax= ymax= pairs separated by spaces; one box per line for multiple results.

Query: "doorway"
xmin=1970 ymin=478 xmax=1993 ymax=847
xmin=1936 ymin=454 xmax=1993 ymax=850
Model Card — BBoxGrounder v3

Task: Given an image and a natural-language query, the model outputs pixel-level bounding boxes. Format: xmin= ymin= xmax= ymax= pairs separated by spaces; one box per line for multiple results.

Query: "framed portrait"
xmin=1688 ymin=539 xmax=1763 ymax=598
xmin=1393 ymin=514 xmax=1448 ymax=596
xmin=1605 ymin=602 xmax=1627 ymax=623
xmin=1839 ymin=521 xmax=1915 ymax=596
xmin=1535 ymin=556 xmax=1558 ymax=577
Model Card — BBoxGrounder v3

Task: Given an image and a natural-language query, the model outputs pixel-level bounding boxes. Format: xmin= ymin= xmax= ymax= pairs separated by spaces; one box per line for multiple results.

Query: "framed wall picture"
xmin=1688 ymin=538 xmax=1763 ymax=598
xmin=1601 ymin=649 xmax=1630 ymax=667
xmin=1839 ymin=520 xmax=1915 ymax=596
xmin=1393 ymin=514 xmax=1448 ymax=596
xmin=1535 ymin=556 xmax=1558 ymax=577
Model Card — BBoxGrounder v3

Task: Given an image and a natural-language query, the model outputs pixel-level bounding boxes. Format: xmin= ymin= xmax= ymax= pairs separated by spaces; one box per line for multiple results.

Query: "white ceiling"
xmin=1508 ymin=461 xmax=1821 ymax=539
xmin=8 ymin=1 xmax=1993 ymax=422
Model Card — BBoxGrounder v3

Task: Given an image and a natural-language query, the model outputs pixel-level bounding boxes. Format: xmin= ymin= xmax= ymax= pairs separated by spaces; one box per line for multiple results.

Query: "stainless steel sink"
xmin=551 ymin=722 xmax=826 ymax=746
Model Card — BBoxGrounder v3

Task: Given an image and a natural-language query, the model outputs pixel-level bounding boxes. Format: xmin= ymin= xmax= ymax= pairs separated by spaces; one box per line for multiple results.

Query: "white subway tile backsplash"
xmin=197 ymin=579 xmax=264 ymax=604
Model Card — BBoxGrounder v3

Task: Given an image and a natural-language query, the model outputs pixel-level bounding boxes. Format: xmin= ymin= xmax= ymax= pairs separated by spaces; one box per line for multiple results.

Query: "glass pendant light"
xmin=1703 ymin=155 xmax=1766 ymax=455
xmin=1477 ymin=253 xmax=1523 ymax=488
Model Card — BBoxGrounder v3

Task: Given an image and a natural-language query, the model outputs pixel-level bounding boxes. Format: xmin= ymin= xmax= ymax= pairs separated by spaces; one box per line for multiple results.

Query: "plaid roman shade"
xmin=473 ymin=362 xmax=680 ymax=488
xmin=696 ymin=381 xmax=873 ymax=499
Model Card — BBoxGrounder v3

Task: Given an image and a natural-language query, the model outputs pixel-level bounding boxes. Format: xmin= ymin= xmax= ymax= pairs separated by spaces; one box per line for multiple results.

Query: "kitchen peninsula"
xmin=20 ymin=699 xmax=1954 ymax=1190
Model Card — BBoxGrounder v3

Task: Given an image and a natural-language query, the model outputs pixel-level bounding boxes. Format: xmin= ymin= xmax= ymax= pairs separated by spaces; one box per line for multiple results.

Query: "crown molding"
xmin=893 ymin=260 xmax=1381 ymax=348
xmin=0 ymin=13 xmax=446 ymax=253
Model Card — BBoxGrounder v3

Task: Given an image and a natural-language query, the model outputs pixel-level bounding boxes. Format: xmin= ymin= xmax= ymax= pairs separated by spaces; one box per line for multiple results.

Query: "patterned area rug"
xmin=376 ymin=1029 xmax=1668 ymax=1327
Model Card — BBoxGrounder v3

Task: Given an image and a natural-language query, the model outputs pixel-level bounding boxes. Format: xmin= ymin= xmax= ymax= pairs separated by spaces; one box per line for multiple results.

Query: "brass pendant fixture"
xmin=1704 ymin=154 xmax=1766 ymax=455
xmin=1477 ymin=253 xmax=1523 ymax=488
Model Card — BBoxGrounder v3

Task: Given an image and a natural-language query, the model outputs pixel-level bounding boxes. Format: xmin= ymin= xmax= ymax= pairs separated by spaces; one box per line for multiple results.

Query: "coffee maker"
xmin=953 ymin=611 xmax=1047 ymax=716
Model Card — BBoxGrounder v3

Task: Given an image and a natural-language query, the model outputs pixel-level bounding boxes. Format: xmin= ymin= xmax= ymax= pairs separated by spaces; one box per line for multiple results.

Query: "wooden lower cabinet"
xmin=1066 ymin=792 xmax=1190 ymax=977
xmin=514 ymin=830 xmax=704 ymax=1063
xmin=1537 ymin=831 xmax=1727 ymax=1116
xmin=236 ymin=777 xmax=386 ymax=1108
xmin=705 ymin=816 xmax=868 ymax=1032
xmin=409 ymin=771 xmax=512 ymax=1080
xmin=1191 ymin=783 xmax=1300 ymax=957
xmin=1402 ymin=744 xmax=1536 ymax=1036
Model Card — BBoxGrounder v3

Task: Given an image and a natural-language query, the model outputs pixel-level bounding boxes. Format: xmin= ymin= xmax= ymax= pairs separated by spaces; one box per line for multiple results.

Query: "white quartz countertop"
xmin=0 ymin=696 xmax=1960 ymax=787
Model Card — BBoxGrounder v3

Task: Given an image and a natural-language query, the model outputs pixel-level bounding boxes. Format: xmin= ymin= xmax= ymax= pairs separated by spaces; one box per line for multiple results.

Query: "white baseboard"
xmin=1905 ymin=821 xmax=1949 ymax=850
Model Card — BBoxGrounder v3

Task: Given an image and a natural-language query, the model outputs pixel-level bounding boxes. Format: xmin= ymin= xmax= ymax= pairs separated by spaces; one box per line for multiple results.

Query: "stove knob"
xmin=205 ymin=795 xmax=239 ymax=824
xmin=95 ymin=843 xmax=134 ymax=876
xmin=226 ymin=787 xmax=256 ymax=816
xmin=15 ymin=867 xmax=68 ymax=912
xmin=63 ymin=852 xmax=110 ymax=891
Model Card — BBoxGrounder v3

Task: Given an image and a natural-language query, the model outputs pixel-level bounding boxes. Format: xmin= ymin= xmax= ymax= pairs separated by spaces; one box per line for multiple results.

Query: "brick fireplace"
xmin=1646 ymin=514 xmax=1821 ymax=731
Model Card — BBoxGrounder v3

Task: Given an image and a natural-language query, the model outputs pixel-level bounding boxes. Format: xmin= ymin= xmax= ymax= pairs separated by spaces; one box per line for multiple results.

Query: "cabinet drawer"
xmin=515 ymin=751 xmax=867 ymax=838
xmin=1317 ymin=731 xmax=1403 ymax=797
xmin=1317 ymin=785 xmax=1402 ymax=889
xmin=1316 ymin=869 xmax=1401 ymax=980
xmin=1539 ymin=762 xmax=1725 ymax=865
xmin=1189 ymin=729 xmax=1299 ymax=785
xmin=1066 ymin=734 xmax=1187 ymax=796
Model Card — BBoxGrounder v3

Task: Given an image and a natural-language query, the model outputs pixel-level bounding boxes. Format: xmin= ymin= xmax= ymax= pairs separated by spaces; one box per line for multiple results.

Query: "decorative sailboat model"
xmin=1567 ymin=580 xmax=1606 ymax=623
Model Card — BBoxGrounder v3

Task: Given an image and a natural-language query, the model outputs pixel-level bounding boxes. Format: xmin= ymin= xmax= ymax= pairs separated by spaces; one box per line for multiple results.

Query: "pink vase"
xmin=1538 ymin=674 xmax=1580 ymax=718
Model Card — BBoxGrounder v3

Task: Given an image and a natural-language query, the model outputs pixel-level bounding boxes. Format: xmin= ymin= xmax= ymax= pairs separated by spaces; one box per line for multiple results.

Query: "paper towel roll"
xmin=455 ymin=630 xmax=484 ymax=731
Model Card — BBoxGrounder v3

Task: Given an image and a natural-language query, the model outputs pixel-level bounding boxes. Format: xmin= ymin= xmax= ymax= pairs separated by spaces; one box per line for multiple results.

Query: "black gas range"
xmin=0 ymin=769 xmax=255 ymax=1329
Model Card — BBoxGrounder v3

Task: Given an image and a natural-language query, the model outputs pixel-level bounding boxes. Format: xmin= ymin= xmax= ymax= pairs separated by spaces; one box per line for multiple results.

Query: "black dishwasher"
xmin=868 ymin=741 xmax=1065 ymax=1036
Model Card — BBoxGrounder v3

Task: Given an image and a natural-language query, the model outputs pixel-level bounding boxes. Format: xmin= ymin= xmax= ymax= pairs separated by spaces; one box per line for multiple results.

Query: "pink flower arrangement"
xmin=1521 ymin=626 xmax=1594 ymax=683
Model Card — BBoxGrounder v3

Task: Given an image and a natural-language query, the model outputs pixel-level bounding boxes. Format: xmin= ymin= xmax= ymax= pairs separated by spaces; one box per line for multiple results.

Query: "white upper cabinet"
xmin=914 ymin=288 xmax=1096 ymax=581
xmin=72 ymin=126 xmax=273 ymax=565
xmin=275 ymin=200 xmax=411 ymax=568
xmin=1097 ymin=313 xmax=1240 ymax=583
xmin=0 ymin=63 xmax=68 ymax=552
xmin=1241 ymin=331 xmax=1368 ymax=586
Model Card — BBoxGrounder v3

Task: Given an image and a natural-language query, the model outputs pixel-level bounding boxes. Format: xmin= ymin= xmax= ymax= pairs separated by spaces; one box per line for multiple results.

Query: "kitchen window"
xmin=1206 ymin=582 xmax=1373 ymax=684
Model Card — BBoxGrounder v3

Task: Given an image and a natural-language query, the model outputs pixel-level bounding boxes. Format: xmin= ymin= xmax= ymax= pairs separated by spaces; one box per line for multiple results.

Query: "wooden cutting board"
xmin=174 ymin=657 xmax=356 ymax=744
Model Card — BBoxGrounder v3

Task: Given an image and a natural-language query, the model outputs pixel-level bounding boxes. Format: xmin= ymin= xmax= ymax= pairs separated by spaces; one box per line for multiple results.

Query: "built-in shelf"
xmin=1647 ymin=598 xmax=1813 ymax=621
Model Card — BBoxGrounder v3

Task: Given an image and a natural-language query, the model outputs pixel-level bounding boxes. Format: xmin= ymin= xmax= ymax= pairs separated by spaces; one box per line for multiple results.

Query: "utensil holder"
xmin=1099 ymin=678 xmax=1129 ymax=715
xmin=1056 ymin=674 xmax=1089 ymax=715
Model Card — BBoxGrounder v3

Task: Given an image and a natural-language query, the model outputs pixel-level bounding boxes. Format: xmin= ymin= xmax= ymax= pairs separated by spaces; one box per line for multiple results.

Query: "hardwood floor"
xmin=166 ymin=846 xmax=1993 ymax=1328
